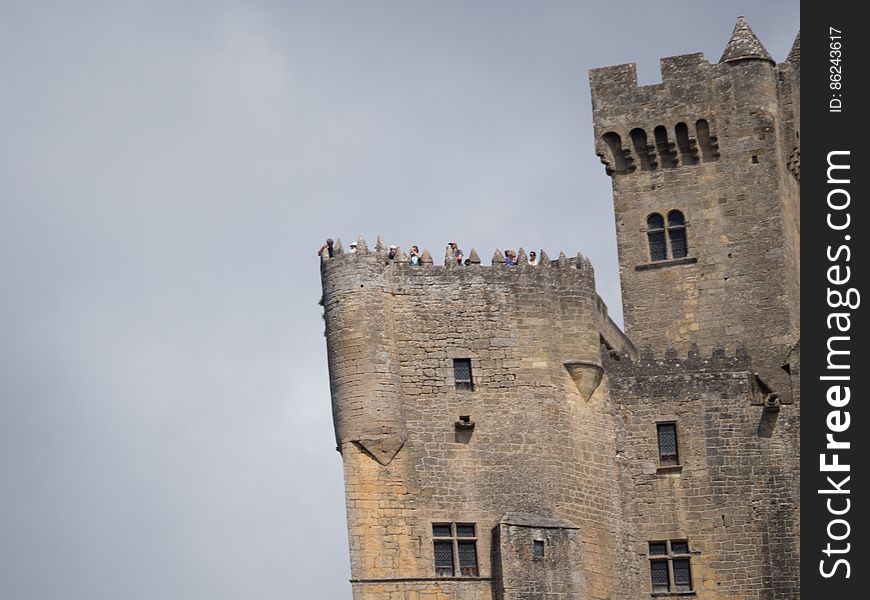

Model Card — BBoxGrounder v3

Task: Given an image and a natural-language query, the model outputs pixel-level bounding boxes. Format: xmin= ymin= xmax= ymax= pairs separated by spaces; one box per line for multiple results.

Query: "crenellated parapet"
xmin=589 ymin=54 xmax=728 ymax=176
xmin=322 ymin=236 xmax=637 ymax=364
xmin=320 ymin=236 xmax=595 ymax=272
xmin=604 ymin=343 xmax=751 ymax=376
xmin=589 ymin=18 xmax=792 ymax=178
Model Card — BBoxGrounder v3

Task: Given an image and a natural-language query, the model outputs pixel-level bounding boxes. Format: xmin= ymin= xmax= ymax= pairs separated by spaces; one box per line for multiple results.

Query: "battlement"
xmin=604 ymin=343 xmax=751 ymax=375
xmin=590 ymin=17 xmax=777 ymax=113
xmin=320 ymin=236 xmax=595 ymax=271
xmin=589 ymin=53 xmax=729 ymax=177
xmin=588 ymin=17 xmax=790 ymax=177
xmin=589 ymin=52 xmax=712 ymax=100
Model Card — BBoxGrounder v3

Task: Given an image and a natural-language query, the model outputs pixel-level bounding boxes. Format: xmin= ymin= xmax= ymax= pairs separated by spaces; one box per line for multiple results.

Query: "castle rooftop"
xmin=719 ymin=16 xmax=774 ymax=64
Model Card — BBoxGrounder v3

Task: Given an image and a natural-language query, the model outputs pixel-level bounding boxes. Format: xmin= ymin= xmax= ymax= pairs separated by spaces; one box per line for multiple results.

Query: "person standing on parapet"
xmin=388 ymin=245 xmax=398 ymax=260
xmin=409 ymin=245 xmax=421 ymax=265
xmin=528 ymin=251 xmax=538 ymax=266
xmin=317 ymin=238 xmax=334 ymax=259
xmin=504 ymin=250 xmax=517 ymax=266
xmin=448 ymin=241 xmax=463 ymax=265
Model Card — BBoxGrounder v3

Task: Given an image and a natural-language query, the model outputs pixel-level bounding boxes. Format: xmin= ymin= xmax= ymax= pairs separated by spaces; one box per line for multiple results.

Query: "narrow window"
xmin=433 ymin=524 xmax=454 ymax=577
xmin=458 ymin=540 xmax=479 ymax=576
xmin=453 ymin=359 xmax=473 ymax=391
xmin=656 ymin=423 xmax=679 ymax=466
xmin=533 ymin=540 xmax=545 ymax=557
xmin=650 ymin=560 xmax=670 ymax=592
xmin=667 ymin=210 xmax=688 ymax=259
xmin=433 ymin=522 xmax=478 ymax=577
xmin=434 ymin=540 xmax=454 ymax=577
xmin=647 ymin=214 xmax=667 ymax=261
xmin=673 ymin=559 xmax=693 ymax=591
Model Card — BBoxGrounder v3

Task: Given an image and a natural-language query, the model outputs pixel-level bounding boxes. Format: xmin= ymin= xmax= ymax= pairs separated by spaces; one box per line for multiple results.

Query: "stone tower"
xmin=321 ymin=242 xmax=634 ymax=599
xmin=320 ymin=16 xmax=800 ymax=600
xmin=589 ymin=16 xmax=800 ymax=400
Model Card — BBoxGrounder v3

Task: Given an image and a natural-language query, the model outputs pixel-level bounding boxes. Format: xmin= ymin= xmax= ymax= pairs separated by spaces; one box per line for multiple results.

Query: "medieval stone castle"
xmin=319 ymin=17 xmax=801 ymax=600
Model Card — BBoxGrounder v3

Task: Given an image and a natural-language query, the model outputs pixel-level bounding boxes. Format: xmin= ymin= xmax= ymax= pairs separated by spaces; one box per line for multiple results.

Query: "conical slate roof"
xmin=719 ymin=16 xmax=774 ymax=64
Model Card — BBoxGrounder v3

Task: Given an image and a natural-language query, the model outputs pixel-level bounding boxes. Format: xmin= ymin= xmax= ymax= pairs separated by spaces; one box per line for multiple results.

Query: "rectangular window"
xmin=648 ymin=541 xmax=667 ymax=556
xmin=457 ymin=541 xmax=478 ymax=576
xmin=433 ymin=522 xmax=478 ymax=577
xmin=669 ymin=228 xmax=688 ymax=259
xmin=433 ymin=523 xmax=452 ymax=538
xmin=649 ymin=540 xmax=693 ymax=594
xmin=434 ymin=541 xmax=454 ymax=577
xmin=673 ymin=558 xmax=692 ymax=591
xmin=656 ymin=423 xmax=679 ymax=466
xmin=453 ymin=359 xmax=474 ymax=391
xmin=650 ymin=560 xmax=670 ymax=592
xmin=533 ymin=540 xmax=545 ymax=557
xmin=648 ymin=230 xmax=667 ymax=261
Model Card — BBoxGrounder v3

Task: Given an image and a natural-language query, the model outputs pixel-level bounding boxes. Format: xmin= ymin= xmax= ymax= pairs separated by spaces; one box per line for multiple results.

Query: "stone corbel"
xmin=563 ymin=360 xmax=604 ymax=401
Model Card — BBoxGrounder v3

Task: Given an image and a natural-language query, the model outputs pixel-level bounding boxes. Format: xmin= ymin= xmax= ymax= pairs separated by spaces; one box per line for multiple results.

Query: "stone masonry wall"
xmin=322 ymin=245 xmax=622 ymax=600
xmin=606 ymin=348 xmax=800 ymax=600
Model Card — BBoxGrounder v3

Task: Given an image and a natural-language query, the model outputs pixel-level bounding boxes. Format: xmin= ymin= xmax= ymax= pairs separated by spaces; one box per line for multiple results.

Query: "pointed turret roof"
xmin=719 ymin=16 xmax=774 ymax=64
xmin=787 ymin=31 xmax=800 ymax=67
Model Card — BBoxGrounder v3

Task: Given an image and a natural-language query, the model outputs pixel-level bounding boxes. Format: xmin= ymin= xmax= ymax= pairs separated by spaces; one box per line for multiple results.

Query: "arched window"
xmin=646 ymin=211 xmax=689 ymax=262
xmin=647 ymin=213 xmax=667 ymax=261
xmin=667 ymin=211 xmax=688 ymax=258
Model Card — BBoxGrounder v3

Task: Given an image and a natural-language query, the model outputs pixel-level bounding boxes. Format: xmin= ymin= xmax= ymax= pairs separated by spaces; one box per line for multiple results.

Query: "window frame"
xmin=644 ymin=211 xmax=690 ymax=263
xmin=656 ymin=422 xmax=680 ymax=467
xmin=646 ymin=213 xmax=667 ymax=262
xmin=648 ymin=540 xmax=693 ymax=595
xmin=453 ymin=358 xmax=474 ymax=391
xmin=432 ymin=522 xmax=479 ymax=578
xmin=667 ymin=210 xmax=688 ymax=259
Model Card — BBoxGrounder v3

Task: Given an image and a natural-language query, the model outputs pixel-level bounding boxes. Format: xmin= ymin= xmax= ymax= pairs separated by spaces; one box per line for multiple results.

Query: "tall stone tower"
xmin=321 ymin=241 xmax=634 ymax=599
xmin=589 ymin=16 xmax=800 ymax=399
xmin=320 ymin=16 xmax=800 ymax=600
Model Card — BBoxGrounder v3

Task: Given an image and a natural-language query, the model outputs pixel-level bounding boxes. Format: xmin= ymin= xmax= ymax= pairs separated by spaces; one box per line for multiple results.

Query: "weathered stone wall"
xmin=606 ymin=348 xmax=800 ymax=599
xmin=322 ymin=247 xmax=622 ymax=599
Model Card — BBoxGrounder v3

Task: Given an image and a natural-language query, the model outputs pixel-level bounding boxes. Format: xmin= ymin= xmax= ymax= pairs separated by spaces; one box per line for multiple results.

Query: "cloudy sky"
xmin=1 ymin=1 xmax=797 ymax=598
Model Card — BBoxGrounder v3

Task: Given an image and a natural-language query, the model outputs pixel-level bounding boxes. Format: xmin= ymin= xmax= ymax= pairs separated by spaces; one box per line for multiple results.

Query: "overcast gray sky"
xmin=1 ymin=2 xmax=798 ymax=598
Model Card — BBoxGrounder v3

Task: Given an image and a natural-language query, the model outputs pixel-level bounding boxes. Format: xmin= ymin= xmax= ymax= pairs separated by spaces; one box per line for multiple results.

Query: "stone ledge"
xmin=656 ymin=465 xmax=684 ymax=475
xmin=635 ymin=257 xmax=698 ymax=271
